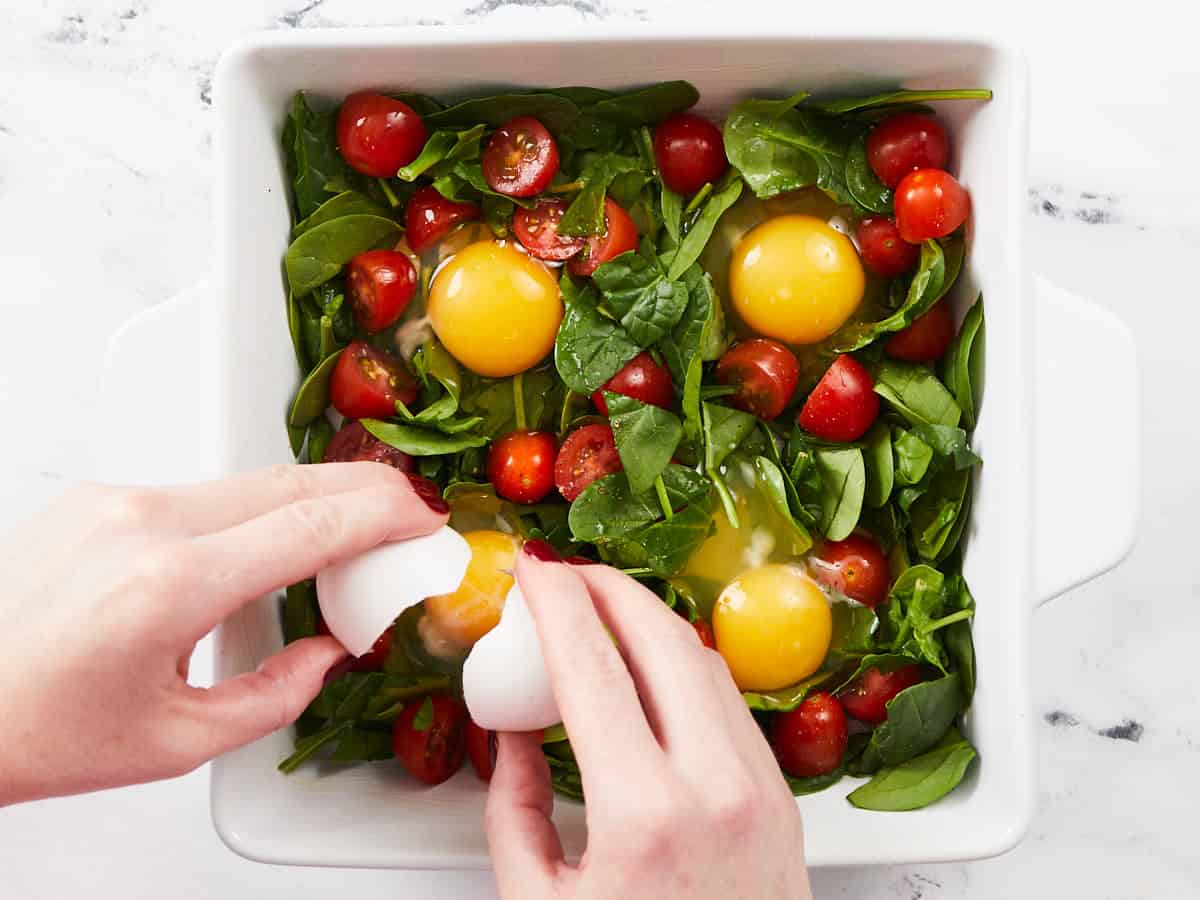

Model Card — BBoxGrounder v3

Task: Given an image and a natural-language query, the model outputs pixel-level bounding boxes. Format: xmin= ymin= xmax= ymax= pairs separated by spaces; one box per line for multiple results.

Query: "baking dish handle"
xmin=95 ymin=281 xmax=226 ymax=486
xmin=1032 ymin=275 xmax=1139 ymax=606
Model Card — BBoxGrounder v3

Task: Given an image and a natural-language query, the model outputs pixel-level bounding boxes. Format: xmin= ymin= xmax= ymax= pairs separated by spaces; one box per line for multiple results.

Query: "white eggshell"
xmin=316 ymin=526 xmax=471 ymax=657
xmin=463 ymin=582 xmax=560 ymax=731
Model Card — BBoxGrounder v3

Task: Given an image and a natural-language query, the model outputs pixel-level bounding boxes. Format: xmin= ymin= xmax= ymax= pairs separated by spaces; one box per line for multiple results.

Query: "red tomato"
xmin=839 ymin=665 xmax=923 ymax=724
xmin=855 ymin=216 xmax=920 ymax=278
xmin=336 ymin=92 xmax=428 ymax=178
xmin=465 ymin=721 xmax=496 ymax=782
xmin=554 ymin=424 xmax=622 ymax=502
xmin=590 ymin=352 xmax=675 ymax=415
xmin=322 ymin=420 xmax=415 ymax=471
xmin=770 ymin=692 xmax=848 ymax=778
xmin=894 ymin=169 xmax=970 ymax=243
xmin=350 ymin=627 xmax=394 ymax=671
xmin=815 ymin=534 xmax=891 ymax=608
xmin=482 ymin=116 xmax=559 ymax=198
xmin=886 ymin=301 xmax=956 ymax=362
xmin=392 ymin=696 xmax=468 ymax=786
xmin=692 ymin=620 xmax=717 ymax=650
xmin=798 ymin=355 xmax=879 ymax=442
xmin=653 ymin=113 xmax=729 ymax=195
xmin=567 ymin=198 xmax=639 ymax=277
xmin=513 ymin=198 xmax=587 ymax=261
xmin=346 ymin=249 xmax=416 ymax=333
xmin=330 ymin=341 xmax=419 ymax=420
xmin=487 ymin=430 xmax=557 ymax=504
xmin=865 ymin=113 xmax=949 ymax=189
xmin=404 ymin=186 xmax=480 ymax=253
xmin=714 ymin=339 xmax=800 ymax=421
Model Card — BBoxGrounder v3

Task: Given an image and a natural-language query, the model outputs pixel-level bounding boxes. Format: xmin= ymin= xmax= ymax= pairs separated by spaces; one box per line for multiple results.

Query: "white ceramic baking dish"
xmin=95 ymin=24 xmax=1139 ymax=869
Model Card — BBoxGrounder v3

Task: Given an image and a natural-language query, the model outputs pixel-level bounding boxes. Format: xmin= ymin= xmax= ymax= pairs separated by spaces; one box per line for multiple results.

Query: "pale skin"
xmin=0 ymin=462 xmax=811 ymax=899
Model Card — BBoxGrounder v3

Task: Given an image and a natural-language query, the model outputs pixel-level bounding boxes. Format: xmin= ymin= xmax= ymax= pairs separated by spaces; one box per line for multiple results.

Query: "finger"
xmin=515 ymin=550 xmax=660 ymax=794
xmin=485 ymin=732 xmax=566 ymax=893
xmin=178 ymin=478 xmax=448 ymax=637
xmin=180 ymin=636 xmax=347 ymax=761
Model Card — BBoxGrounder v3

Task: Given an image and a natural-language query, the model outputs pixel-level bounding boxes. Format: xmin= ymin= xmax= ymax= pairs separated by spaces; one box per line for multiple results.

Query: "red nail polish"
xmin=522 ymin=539 xmax=561 ymax=562
xmin=405 ymin=474 xmax=450 ymax=514
xmin=565 ymin=555 xmax=599 ymax=566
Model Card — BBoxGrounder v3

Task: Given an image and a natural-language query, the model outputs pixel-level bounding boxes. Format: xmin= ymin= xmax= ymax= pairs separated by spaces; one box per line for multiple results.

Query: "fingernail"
xmin=405 ymin=473 xmax=450 ymax=514
xmin=522 ymin=539 xmax=560 ymax=562
xmin=565 ymin=555 xmax=599 ymax=566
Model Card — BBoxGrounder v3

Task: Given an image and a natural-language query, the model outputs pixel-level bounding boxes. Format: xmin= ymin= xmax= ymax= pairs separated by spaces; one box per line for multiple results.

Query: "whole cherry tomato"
xmin=855 ymin=216 xmax=920 ymax=278
xmin=886 ymin=301 xmax=956 ymax=362
xmin=322 ymin=420 xmax=414 ymax=471
xmin=894 ymin=169 xmax=970 ymax=242
xmin=513 ymin=198 xmax=587 ymax=261
xmin=336 ymin=92 xmax=428 ymax=177
xmin=653 ymin=113 xmax=729 ymax=195
xmin=798 ymin=355 xmax=879 ymax=442
xmin=465 ymin=721 xmax=496 ymax=782
xmin=770 ymin=692 xmax=849 ymax=778
xmin=714 ymin=339 xmax=800 ymax=420
xmin=392 ymin=696 xmax=468 ymax=786
xmin=404 ymin=186 xmax=480 ymax=253
xmin=814 ymin=534 xmax=891 ymax=608
xmin=330 ymin=342 xmax=419 ymax=420
xmin=346 ymin=249 xmax=417 ymax=333
xmin=482 ymin=117 xmax=559 ymax=197
xmin=487 ymin=430 xmax=557 ymax=504
xmin=838 ymin=665 xmax=924 ymax=724
xmin=591 ymin=352 xmax=675 ymax=416
xmin=866 ymin=113 xmax=949 ymax=188
xmin=554 ymin=424 xmax=622 ymax=502
xmin=567 ymin=198 xmax=639 ymax=277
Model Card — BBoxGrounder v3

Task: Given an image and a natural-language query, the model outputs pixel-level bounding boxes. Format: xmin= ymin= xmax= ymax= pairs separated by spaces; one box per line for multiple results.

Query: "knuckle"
xmin=626 ymin=791 xmax=684 ymax=857
xmin=127 ymin=545 xmax=184 ymax=596
xmin=707 ymin=776 xmax=761 ymax=838
xmin=102 ymin=487 xmax=163 ymax=532
xmin=262 ymin=462 xmax=314 ymax=499
xmin=286 ymin=496 xmax=344 ymax=546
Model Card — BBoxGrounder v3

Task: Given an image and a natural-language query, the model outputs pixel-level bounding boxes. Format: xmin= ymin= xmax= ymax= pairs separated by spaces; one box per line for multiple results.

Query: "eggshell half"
xmin=462 ymin=582 xmax=561 ymax=731
xmin=316 ymin=526 xmax=471 ymax=657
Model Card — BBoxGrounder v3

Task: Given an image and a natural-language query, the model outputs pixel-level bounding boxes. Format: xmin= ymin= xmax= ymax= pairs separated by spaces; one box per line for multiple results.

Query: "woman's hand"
xmin=0 ymin=463 xmax=448 ymax=806
xmin=486 ymin=546 xmax=813 ymax=900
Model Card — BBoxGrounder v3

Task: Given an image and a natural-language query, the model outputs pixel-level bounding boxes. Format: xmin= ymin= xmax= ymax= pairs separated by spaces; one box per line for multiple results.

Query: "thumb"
xmin=485 ymin=731 xmax=565 ymax=895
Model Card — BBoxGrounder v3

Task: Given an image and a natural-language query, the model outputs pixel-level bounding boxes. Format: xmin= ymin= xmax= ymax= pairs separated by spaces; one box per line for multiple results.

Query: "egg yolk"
xmin=427 ymin=241 xmax=562 ymax=377
xmin=425 ymin=530 xmax=519 ymax=647
xmin=729 ymin=214 xmax=865 ymax=345
xmin=712 ymin=564 xmax=833 ymax=692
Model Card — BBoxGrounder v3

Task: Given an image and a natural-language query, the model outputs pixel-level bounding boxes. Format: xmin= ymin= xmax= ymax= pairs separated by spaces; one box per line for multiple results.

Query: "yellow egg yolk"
xmin=427 ymin=241 xmax=562 ymax=377
xmin=424 ymin=530 xmax=519 ymax=648
xmin=729 ymin=214 xmax=865 ymax=345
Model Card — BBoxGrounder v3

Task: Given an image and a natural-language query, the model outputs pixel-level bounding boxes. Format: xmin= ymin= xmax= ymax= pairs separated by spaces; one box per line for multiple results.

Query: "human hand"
xmin=0 ymin=463 xmax=448 ymax=805
xmin=485 ymin=546 xmax=813 ymax=900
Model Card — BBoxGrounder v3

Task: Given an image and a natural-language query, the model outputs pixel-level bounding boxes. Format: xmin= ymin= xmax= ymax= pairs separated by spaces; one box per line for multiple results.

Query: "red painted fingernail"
xmin=405 ymin=473 xmax=450 ymax=514
xmin=522 ymin=539 xmax=561 ymax=562
xmin=565 ymin=555 xmax=600 ymax=566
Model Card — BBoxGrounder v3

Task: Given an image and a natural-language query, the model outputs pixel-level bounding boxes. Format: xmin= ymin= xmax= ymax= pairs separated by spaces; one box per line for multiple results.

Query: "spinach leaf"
xmin=425 ymin=92 xmax=580 ymax=134
xmin=863 ymin=422 xmax=894 ymax=508
xmin=584 ymin=81 xmax=699 ymax=127
xmin=661 ymin=184 xmax=684 ymax=244
xmin=287 ymin=350 xmax=341 ymax=429
xmin=568 ymin=465 xmax=709 ymax=543
xmin=873 ymin=359 xmax=961 ymax=427
xmin=942 ymin=575 xmax=977 ymax=705
xmin=551 ymin=86 xmax=616 ymax=105
xmin=814 ymin=446 xmax=866 ymax=541
xmin=599 ymin=495 xmax=716 ymax=577
xmin=283 ymin=579 xmax=319 ymax=644
xmin=786 ymin=764 xmax=847 ymax=796
xmin=360 ymin=419 xmax=489 ymax=456
xmin=283 ymin=92 xmax=353 ymax=220
xmin=554 ymin=277 xmax=641 ymax=394
xmin=834 ymin=652 xmax=922 ymax=694
xmin=559 ymin=154 xmax=645 ymax=236
xmin=893 ymin=428 xmax=935 ymax=486
xmin=664 ymin=173 xmax=743 ymax=280
xmin=606 ymin=393 xmax=683 ymax=495
xmin=881 ymin=564 xmax=953 ymax=670
xmin=910 ymin=467 xmax=972 ymax=561
xmin=942 ymin=296 xmax=985 ymax=429
xmin=816 ymin=89 xmax=992 ymax=116
xmin=398 ymin=124 xmax=486 ymax=181
xmin=753 ymin=456 xmax=813 ymax=552
xmin=331 ymin=727 xmax=394 ymax=764
xmin=852 ymin=673 xmax=962 ymax=774
xmin=591 ymin=248 xmax=689 ymax=347
xmin=843 ymin=132 xmax=892 ymax=213
xmin=409 ymin=341 xmax=464 ymax=424
xmin=286 ymin=290 xmax=310 ymax=373
xmin=278 ymin=722 xmax=351 ymax=773
xmin=305 ymin=416 xmax=335 ymax=465
xmin=482 ymin=194 xmax=515 ymax=238
xmin=848 ymin=729 xmax=977 ymax=811
xmin=910 ymin=423 xmax=981 ymax=471
xmin=702 ymin=402 xmax=759 ymax=471
xmin=459 ymin=369 xmax=561 ymax=438
xmin=285 ymin=214 xmax=402 ymax=295
xmin=431 ymin=159 xmax=537 ymax=208
xmin=293 ymin=190 xmax=391 ymax=237
xmin=659 ymin=267 xmax=721 ymax=442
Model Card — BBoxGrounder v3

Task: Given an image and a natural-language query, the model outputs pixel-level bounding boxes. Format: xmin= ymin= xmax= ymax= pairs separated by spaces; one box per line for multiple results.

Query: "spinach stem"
xmin=547 ymin=180 xmax=585 ymax=194
xmin=707 ymin=466 xmax=741 ymax=529
xmin=377 ymin=178 xmax=401 ymax=208
xmin=559 ymin=390 xmax=578 ymax=434
xmin=277 ymin=722 xmax=350 ymax=774
xmin=683 ymin=182 xmax=713 ymax=216
xmin=700 ymin=384 xmax=739 ymax=400
xmin=654 ymin=474 xmax=674 ymax=521
xmin=513 ymin=372 xmax=527 ymax=431
xmin=925 ymin=609 xmax=975 ymax=633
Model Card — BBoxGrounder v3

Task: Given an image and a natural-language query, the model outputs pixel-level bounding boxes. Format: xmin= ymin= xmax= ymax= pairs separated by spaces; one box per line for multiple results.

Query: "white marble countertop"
xmin=1 ymin=1 xmax=1195 ymax=897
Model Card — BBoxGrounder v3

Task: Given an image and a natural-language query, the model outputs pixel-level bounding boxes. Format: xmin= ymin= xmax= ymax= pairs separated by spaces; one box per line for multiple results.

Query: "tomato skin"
xmin=692 ymin=620 xmax=717 ymax=650
xmin=590 ymin=352 xmax=675 ymax=415
xmin=714 ymin=339 xmax=800 ymax=421
xmin=798 ymin=355 xmax=879 ymax=442
xmin=838 ymin=665 xmax=924 ymax=724
xmin=336 ymin=92 xmax=428 ymax=178
xmin=894 ymin=169 xmax=970 ymax=243
xmin=346 ymin=249 xmax=417 ymax=333
xmin=855 ymin=216 xmax=920 ymax=279
xmin=814 ymin=534 xmax=891 ymax=608
xmin=392 ymin=696 xmax=468 ymax=786
xmin=330 ymin=341 xmax=419 ymax=420
xmin=404 ymin=186 xmax=480 ymax=253
xmin=513 ymin=198 xmax=587 ymax=261
xmin=554 ymin=424 xmax=622 ymax=502
xmin=482 ymin=117 xmax=559 ymax=198
xmin=465 ymin=721 xmax=496 ymax=782
xmin=487 ymin=430 xmax=557 ymax=504
xmin=886 ymin=301 xmax=956 ymax=362
xmin=770 ymin=692 xmax=849 ymax=778
xmin=866 ymin=113 xmax=949 ymax=189
xmin=322 ymin=420 xmax=415 ymax=471
xmin=567 ymin=198 xmax=639 ymax=277
xmin=653 ymin=113 xmax=729 ymax=195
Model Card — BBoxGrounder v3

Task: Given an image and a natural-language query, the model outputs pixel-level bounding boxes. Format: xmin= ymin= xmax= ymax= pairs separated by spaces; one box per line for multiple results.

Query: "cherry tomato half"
xmin=405 ymin=186 xmax=481 ymax=253
xmin=330 ymin=341 xmax=419 ymax=420
xmin=894 ymin=169 xmax=970 ymax=243
xmin=336 ymin=92 xmax=428 ymax=178
xmin=591 ymin=352 xmax=676 ymax=416
xmin=350 ymin=627 xmax=394 ymax=672
xmin=513 ymin=198 xmax=587 ymax=261
xmin=482 ymin=116 xmax=559 ymax=198
xmin=392 ymin=696 xmax=468 ymax=786
xmin=693 ymin=620 xmax=717 ymax=650
xmin=653 ymin=113 xmax=729 ymax=196
xmin=886 ymin=301 xmax=956 ymax=362
xmin=770 ymin=691 xmax=848 ymax=778
xmin=855 ymin=216 xmax=920 ymax=279
xmin=798 ymin=355 xmax=879 ymax=442
xmin=838 ymin=665 xmax=924 ymax=724
xmin=487 ymin=430 xmax=557 ymax=504
xmin=465 ymin=721 xmax=496 ymax=782
xmin=866 ymin=113 xmax=949 ymax=189
xmin=714 ymin=339 xmax=800 ymax=421
xmin=346 ymin=249 xmax=417 ymax=333
xmin=814 ymin=533 xmax=891 ymax=608
xmin=554 ymin=424 xmax=622 ymax=502
xmin=323 ymin=420 xmax=415 ymax=471
xmin=567 ymin=197 xmax=639 ymax=277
